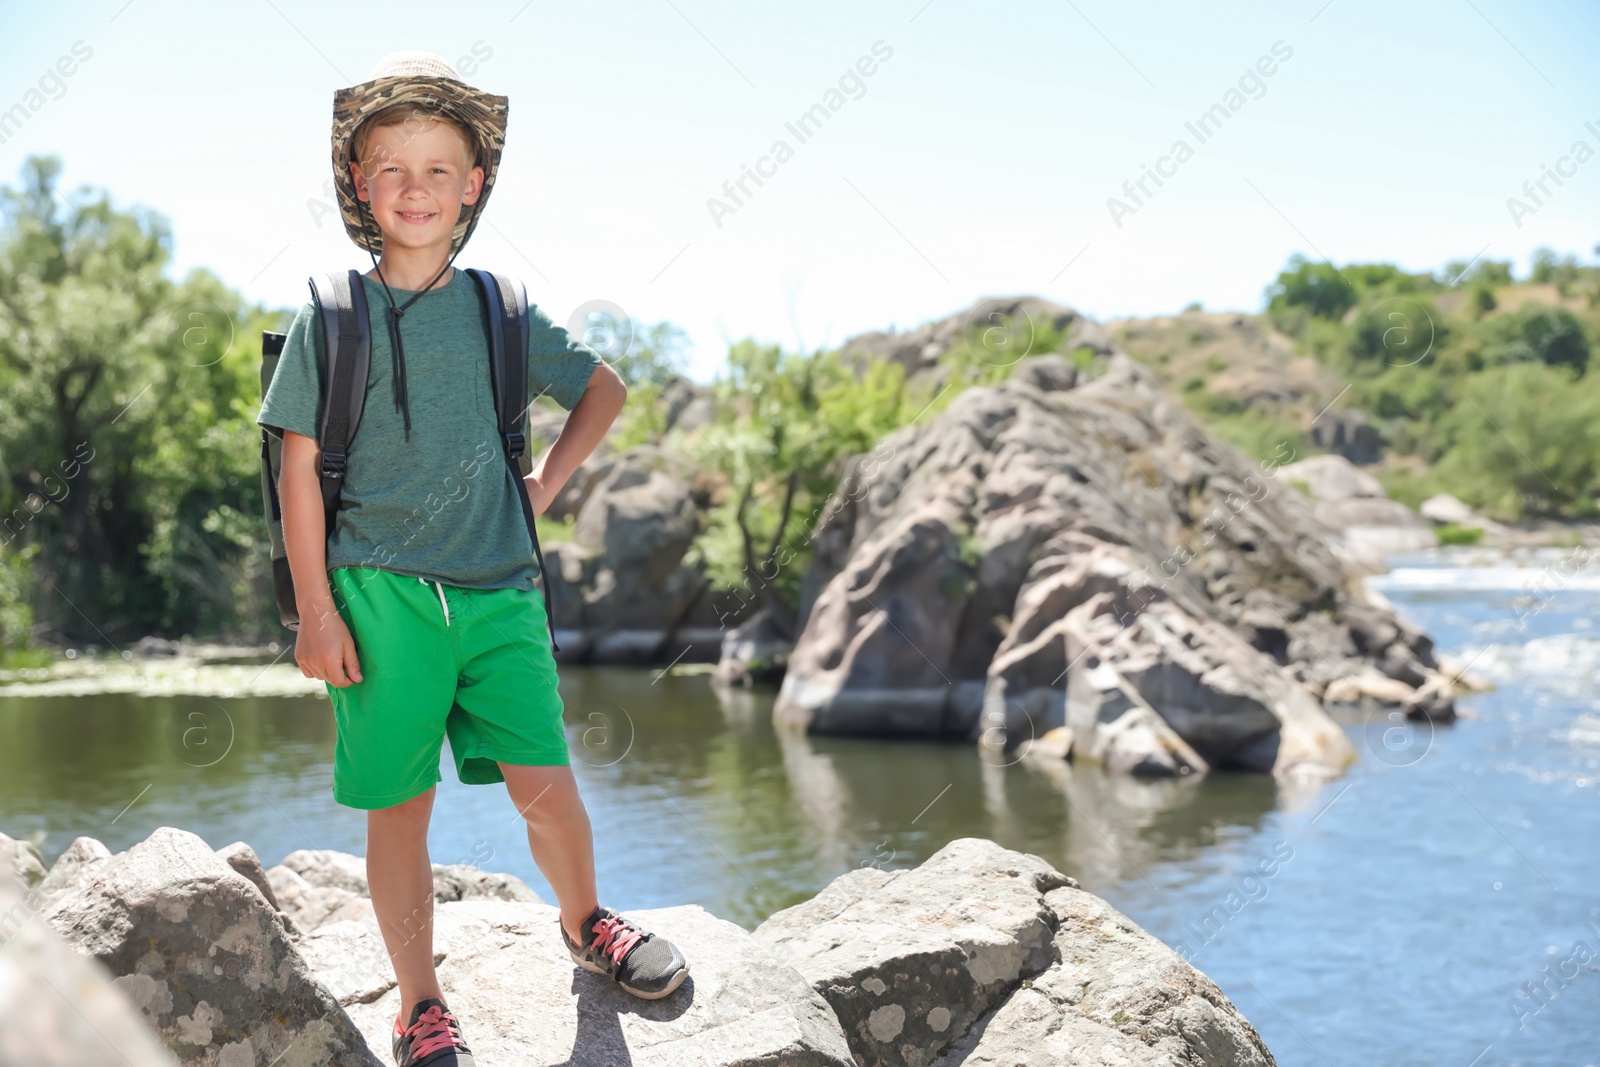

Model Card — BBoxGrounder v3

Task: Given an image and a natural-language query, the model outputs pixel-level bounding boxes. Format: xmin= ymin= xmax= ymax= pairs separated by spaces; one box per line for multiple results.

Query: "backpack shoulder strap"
xmin=466 ymin=269 xmax=530 ymax=466
xmin=307 ymin=269 xmax=371 ymax=537
xmin=466 ymin=268 xmax=559 ymax=652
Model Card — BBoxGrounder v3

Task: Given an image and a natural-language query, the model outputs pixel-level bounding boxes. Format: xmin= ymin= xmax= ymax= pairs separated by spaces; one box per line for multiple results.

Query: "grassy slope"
xmin=1107 ymin=273 xmax=1600 ymax=521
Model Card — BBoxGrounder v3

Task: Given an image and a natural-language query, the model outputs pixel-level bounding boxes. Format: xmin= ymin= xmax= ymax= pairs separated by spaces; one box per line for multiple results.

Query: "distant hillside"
xmin=1111 ymin=250 xmax=1600 ymax=520
xmin=823 ymin=250 xmax=1600 ymax=523
xmin=1104 ymin=309 xmax=1361 ymax=464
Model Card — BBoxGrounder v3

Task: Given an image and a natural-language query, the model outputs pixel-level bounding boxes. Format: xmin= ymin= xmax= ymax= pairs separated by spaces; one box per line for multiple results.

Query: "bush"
xmin=1346 ymin=298 xmax=1443 ymax=370
xmin=1203 ymin=413 xmax=1307 ymax=466
xmin=1529 ymin=247 xmax=1584 ymax=287
xmin=1434 ymin=363 xmax=1600 ymax=518
xmin=1436 ymin=523 xmax=1484 ymax=546
xmin=1481 ymin=304 xmax=1590 ymax=375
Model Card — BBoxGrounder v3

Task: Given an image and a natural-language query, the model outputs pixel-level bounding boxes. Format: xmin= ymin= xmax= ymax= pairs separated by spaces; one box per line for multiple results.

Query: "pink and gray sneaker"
xmin=392 ymin=996 xmax=475 ymax=1067
xmin=559 ymin=904 xmax=689 ymax=999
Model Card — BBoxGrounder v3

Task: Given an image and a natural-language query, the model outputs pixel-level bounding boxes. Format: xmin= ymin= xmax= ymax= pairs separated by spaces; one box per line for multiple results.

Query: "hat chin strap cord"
xmin=354 ymin=193 xmax=486 ymax=442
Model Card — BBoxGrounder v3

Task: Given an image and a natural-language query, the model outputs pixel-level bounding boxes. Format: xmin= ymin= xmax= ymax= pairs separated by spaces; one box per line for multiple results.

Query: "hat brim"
xmin=331 ymin=74 xmax=508 ymax=258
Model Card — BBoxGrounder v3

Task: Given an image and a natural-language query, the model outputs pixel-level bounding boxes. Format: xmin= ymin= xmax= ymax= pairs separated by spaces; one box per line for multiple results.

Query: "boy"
xmin=257 ymin=51 xmax=688 ymax=1067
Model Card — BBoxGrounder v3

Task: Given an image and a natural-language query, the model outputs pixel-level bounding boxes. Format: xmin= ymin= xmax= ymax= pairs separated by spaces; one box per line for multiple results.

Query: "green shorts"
xmin=323 ymin=565 xmax=570 ymax=810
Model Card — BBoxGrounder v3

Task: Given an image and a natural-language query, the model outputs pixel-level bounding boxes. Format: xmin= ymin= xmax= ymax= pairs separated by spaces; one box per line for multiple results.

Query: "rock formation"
xmin=770 ymin=344 xmax=1452 ymax=778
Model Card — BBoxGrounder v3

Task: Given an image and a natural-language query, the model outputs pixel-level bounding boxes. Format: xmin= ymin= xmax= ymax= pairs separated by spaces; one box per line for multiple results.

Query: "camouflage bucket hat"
xmin=331 ymin=50 xmax=508 ymax=257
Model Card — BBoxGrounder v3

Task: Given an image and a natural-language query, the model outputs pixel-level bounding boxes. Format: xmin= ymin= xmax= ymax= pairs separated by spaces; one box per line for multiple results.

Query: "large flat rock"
xmin=331 ymin=899 xmax=855 ymax=1067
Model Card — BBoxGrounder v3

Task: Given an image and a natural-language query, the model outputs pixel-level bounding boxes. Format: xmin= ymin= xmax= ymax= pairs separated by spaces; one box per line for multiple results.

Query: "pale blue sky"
xmin=2 ymin=0 xmax=1596 ymax=382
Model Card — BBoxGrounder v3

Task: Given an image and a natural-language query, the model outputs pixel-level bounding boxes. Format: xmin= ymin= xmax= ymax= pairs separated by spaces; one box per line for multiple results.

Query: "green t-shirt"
xmin=256 ymin=268 xmax=603 ymax=591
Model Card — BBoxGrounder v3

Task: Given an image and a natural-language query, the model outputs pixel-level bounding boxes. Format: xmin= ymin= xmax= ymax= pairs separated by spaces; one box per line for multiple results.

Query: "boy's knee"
xmin=368 ymin=785 xmax=436 ymax=832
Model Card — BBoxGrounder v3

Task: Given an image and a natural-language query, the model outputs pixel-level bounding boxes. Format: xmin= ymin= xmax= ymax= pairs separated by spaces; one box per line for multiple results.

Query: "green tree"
xmin=609 ymin=319 xmax=689 ymax=390
xmin=0 ymin=155 xmax=268 ymax=642
xmin=683 ymin=341 xmax=921 ymax=636
xmin=1440 ymin=257 xmax=1514 ymax=287
xmin=1529 ymin=247 xmax=1583 ymax=288
xmin=596 ymin=319 xmax=690 ymax=451
xmin=1266 ymin=254 xmax=1359 ymax=320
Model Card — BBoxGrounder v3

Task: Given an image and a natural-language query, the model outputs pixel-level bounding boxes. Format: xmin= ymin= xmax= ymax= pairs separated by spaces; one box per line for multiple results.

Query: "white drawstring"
xmin=419 ymin=575 xmax=450 ymax=626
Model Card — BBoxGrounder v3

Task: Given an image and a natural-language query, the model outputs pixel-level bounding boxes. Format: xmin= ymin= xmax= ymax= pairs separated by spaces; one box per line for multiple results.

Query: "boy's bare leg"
xmin=368 ymin=785 xmax=444 ymax=1023
xmin=499 ymin=763 xmax=598 ymax=946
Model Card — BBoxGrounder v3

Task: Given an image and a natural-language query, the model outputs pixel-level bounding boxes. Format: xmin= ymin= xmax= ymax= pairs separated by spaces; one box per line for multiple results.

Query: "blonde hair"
xmin=352 ymin=103 xmax=479 ymax=174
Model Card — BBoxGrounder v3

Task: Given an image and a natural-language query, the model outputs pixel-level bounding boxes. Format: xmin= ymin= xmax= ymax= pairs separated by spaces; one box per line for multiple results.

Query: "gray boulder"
xmin=1418 ymin=492 xmax=1479 ymax=526
xmin=279 ymin=849 xmax=369 ymax=895
xmin=1305 ymin=407 xmax=1381 ymax=465
xmin=754 ymin=837 xmax=1275 ymax=1067
xmin=550 ymin=447 xmax=722 ymax=664
xmin=932 ymin=883 xmax=1277 ymax=1066
xmin=1274 ymin=454 xmax=1435 ymax=567
xmin=752 ymin=838 xmax=1074 ymax=1067
xmin=295 ymin=918 xmax=416 ymax=1008
xmin=216 ymin=842 xmax=278 ymax=911
xmin=266 ymin=865 xmax=373 ymax=934
xmin=0 ymin=842 xmax=178 ymax=1066
xmin=266 ymin=849 xmax=542 ymax=933
xmin=1273 ymin=454 xmax=1384 ymax=501
xmin=775 ymin=492 xmax=981 ymax=737
xmin=37 ymin=836 xmax=114 ymax=903
xmin=0 ymin=831 xmax=46 ymax=889
xmin=41 ymin=826 xmax=381 ymax=1065
xmin=1059 ymin=588 xmax=1356 ymax=779
xmin=714 ymin=606 xmax=795 ymax=687
xmin=430 ymin=863 xmax=541 ymax=903
xmin=23 ymin=824 xmax=1278 ymax=1067
xmin=978 ymin=534 xmax=1215 ymax=776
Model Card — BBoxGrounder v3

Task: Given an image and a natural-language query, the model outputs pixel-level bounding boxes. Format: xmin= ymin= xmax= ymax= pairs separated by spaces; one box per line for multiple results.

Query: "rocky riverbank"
xmin=15 ymin=295 xmax=1564 ymax=780
xmin=2 ymin=827 xmax=1278 ymax=1066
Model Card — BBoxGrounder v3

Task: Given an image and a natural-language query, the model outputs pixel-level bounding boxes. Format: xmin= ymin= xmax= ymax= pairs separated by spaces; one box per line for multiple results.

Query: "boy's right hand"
xmin=295 ymin=605 xmax=364 ymax=687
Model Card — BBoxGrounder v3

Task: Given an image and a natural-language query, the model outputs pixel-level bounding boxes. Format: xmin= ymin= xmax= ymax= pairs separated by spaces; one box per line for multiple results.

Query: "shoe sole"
xmin=569 ymin=952 xmax=690 ymax=999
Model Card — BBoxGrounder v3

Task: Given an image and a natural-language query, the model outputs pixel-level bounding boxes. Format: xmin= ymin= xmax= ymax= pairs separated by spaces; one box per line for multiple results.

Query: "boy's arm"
xmin=281 ymin=431 xmax=336 ymax=622
xmin=525 ymin=363 xmax=627 ymax=513
xmin=281 ymin=429 xmax=362 ymax=685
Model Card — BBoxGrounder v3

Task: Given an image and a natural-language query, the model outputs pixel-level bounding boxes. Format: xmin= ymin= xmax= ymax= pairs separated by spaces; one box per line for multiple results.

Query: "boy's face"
xmin=350 ymin=118 xmax=484 ymax=255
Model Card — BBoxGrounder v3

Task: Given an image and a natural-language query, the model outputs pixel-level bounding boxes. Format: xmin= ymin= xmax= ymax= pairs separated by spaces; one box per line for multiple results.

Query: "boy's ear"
xmin=351 ymin=161 xmax=370 ymax=202
xmin=461 ymin=164 xmax=485 ymax=207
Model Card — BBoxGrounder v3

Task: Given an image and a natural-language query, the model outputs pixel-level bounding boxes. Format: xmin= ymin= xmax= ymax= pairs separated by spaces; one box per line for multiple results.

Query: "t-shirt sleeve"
xmin=257 ymin=300 xmax=325 ymax=441
xmin=526 ymin=303 xmax=605 ymax=412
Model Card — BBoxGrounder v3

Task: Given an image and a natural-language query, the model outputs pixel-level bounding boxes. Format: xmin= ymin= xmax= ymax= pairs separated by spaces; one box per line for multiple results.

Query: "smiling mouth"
xmin=397 ymin=211 xmax=436 ymax=223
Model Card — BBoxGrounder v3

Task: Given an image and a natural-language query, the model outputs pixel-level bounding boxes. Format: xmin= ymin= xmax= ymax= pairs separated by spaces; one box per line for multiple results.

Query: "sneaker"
xmin=392 ymin=996 xmax=475 ymax=1067
xmin=559 ymin=904 xmax=689 ymax=999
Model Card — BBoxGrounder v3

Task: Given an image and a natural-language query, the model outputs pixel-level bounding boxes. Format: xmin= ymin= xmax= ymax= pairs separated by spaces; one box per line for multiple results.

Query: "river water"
xmin=1 ymin=546 xmax=1595 ymax=1065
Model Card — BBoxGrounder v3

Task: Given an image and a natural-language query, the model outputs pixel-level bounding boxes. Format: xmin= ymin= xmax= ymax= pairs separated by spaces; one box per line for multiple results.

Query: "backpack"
xmin=259 ymin=268 xmax=560 ymax=651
